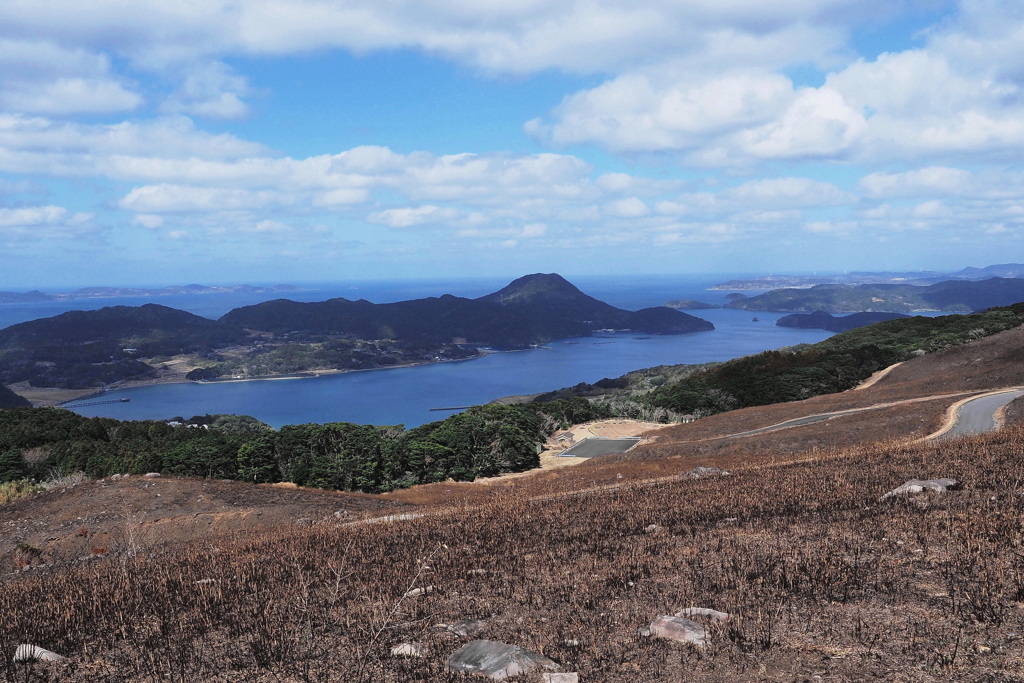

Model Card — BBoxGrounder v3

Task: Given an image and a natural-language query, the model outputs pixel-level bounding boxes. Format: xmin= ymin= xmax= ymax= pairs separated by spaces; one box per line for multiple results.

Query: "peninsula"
xmin=0 ymin=273 xmax=713 ymax=395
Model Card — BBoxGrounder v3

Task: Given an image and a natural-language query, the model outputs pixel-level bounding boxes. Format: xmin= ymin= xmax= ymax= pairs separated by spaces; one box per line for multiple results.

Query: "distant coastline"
xmin=21 ymin=351 xmax=492 ymax=408
xmin=0 ymin=283 xmax=302 ymax=305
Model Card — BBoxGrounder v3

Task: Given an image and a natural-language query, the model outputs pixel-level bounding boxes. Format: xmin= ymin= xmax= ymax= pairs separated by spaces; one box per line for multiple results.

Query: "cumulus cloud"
xmin=0 ymin=39 xmax=141 ymax=115
xmin=0 ymin=204 xmax=97 ymax=245
xmin=527 ymin=4 xmax=1024 ymax=165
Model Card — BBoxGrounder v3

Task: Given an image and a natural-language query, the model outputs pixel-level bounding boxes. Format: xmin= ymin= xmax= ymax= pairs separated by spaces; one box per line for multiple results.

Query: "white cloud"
xmin=530 ymin=71 xmax=795 ymax=153
xmin=527 ymin=5 xmax=1024 ymax=164
xmin=859 ymin=166 xmax=973 ymax=198
xmin=161 ymin=61 xmax=250 ymax=120
xmin=722 ymin=177 xmax=854 ymax=207
xmin=803 ymin=220 xmax=857 ymax=234
xmin=132 ymin=213 xmax=163 ymax=228
xmin=0 ymin=204 xmax=96 ymax=245
xmin=606 ymin=197 xmax=650 ymax=218
xmin=368 ymin=205 xmax=461 ymax=228
xmin=118 ymin=184 xmax=291 ymax=212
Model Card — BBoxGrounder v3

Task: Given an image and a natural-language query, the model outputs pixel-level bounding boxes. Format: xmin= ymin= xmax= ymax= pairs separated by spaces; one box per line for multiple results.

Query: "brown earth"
xmin=1 ymin=476 xmax=407 ymax=573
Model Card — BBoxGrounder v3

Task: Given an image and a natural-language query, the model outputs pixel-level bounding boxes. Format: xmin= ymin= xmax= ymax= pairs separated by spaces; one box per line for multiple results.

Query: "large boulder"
xmin=446 ymin=640 xmax=559 ymax=680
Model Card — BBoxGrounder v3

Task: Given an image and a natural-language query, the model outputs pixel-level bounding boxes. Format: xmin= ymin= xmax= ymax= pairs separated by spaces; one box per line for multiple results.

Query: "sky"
xmin=1 ymin=0 xmax=1023 ymax=288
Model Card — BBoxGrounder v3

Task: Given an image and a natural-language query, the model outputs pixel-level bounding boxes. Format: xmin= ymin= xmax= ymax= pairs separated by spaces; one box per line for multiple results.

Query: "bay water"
xmin=0 ymin=274 xmax=833 ymax=428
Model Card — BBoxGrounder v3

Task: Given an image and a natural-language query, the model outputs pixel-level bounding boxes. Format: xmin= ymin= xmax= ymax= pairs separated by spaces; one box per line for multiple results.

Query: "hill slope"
xmin=0 ymin=384 xmax=29 ymax=408
xmin=0 ymin=304 xmax=249 ymax=388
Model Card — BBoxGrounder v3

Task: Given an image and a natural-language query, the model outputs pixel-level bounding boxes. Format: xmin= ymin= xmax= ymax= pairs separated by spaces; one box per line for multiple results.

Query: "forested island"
xmin=722 ymin=277 xmax=1024 ymax=313
xmin=775 ymin=311 xmax=910 ymax=332
xmin=0 ymin=273 xmax=713 ymax=392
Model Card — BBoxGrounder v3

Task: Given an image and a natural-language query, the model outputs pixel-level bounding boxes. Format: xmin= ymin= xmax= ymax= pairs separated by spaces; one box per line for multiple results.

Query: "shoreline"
xmin=16 ymin=351 xmax=493 ymax=407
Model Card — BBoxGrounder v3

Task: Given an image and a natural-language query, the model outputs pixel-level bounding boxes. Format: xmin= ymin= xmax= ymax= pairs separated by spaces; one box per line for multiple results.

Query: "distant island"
xmin=721 ymin=277 xmax=1024 ymax=313
xmin=0 ymin=273 xmax=714 ymax=393
xmin=664 ymin=299 xmax=720 ymax=310
xmin=711 ymin=263 xmax=1024 ymax=290
xmin=0 ymin=283 xmax=300 ymax=304
xmin=775 ymin=311 xmax=911 ymax=332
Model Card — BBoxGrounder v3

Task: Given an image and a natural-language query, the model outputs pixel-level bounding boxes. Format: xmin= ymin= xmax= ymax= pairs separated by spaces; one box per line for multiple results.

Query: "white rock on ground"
xmin=639 ymin=616 xmax=707 ymax=647
xmin=13 ymin=644 xmax=65 ymax=663
xmin=390 ymin=642 xmax=424 ymax=657
xmin=544 ymin=674 xmax=579 ymax=682
xmin=881 ymin=478 xmax=960 ymax=501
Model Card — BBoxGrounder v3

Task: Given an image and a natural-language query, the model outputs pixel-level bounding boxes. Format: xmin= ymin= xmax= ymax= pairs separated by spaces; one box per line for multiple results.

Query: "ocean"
xmin=0 ymin=274 xmax=834 ymax=428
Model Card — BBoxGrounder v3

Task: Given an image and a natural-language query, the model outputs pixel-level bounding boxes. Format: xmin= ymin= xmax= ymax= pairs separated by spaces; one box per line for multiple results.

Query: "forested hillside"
xmin=0 ymin=304 xmax=249 ymax=388
xmin=0 ymin=398 xmax=608 ymax=492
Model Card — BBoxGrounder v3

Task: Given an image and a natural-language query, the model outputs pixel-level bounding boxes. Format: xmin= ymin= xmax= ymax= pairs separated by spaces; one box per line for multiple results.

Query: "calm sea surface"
xmin=1 ymin=275 xmax=834 ymax=428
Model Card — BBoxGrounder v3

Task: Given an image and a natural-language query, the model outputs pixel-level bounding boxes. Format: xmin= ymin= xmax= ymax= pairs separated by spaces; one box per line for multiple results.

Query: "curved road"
xmin=936 ymin=388 xmax=1024 ymax=440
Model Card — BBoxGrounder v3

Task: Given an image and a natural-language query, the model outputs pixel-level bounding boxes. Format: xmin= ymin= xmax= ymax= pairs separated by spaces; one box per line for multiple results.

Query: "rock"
xmin=881 ymin=478 xmax=960 ymax=501
xmin=644 ymin=524 xmax=661 ymax=534
xmin=436 ymin=619 xmax=487 ymax=637
xmin=13 ymin=644 xmax=65 ymax=663
xmin=446 ymin=640 xmax=559 ymax=680
xmin=683 ymin=466 xmax=732 ymax=478
xmin=677 ymin=607 xmax=730 ymax=622
xmin=110 ymin=474 xmax=121 ymax=481
xmin=404 ymin=585 xmax=434 ymax=598
xmin=544 ymin=674 xmax=579 ymax=683
xmin=639 ymin=615 xmax=707 ymax=647
xmin=390 ymin=642 xmax=424 ymax=657
xmin=144 ymin=472 xmax=161 ymax=478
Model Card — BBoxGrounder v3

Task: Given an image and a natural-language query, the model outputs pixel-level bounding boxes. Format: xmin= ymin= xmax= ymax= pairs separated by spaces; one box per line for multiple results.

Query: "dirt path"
xmin=852 ymin=362 xmax=903 ymax=391
xmin=474 ymin=419 xmax=675 ymax=482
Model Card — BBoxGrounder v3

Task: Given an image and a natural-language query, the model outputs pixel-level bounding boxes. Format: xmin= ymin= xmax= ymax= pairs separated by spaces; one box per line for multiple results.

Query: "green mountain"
xmin=221 ymin=273 xmax=714 ymax=347
xmin=724 ymin=277 xmax=1024 ymax=313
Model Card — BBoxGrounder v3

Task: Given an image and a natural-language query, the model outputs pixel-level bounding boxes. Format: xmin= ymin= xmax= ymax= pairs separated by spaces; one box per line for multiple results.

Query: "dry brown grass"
xmin=4 ymin=423 xmax=1024 ymax=681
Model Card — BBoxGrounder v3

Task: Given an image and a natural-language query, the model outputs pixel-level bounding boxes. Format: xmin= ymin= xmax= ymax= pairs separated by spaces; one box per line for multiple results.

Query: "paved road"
xmin=938 ymin=388 xmax=1024 ymax=439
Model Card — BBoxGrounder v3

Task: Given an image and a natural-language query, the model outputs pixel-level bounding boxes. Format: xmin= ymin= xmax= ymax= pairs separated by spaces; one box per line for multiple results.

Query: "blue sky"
xmin=1 ymin=0 xmax=1023 ymax=288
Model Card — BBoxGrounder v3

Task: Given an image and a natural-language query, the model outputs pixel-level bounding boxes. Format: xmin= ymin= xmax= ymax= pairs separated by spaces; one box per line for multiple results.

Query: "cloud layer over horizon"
xmin=0 ymin=0 xmax=1021 ymax=286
